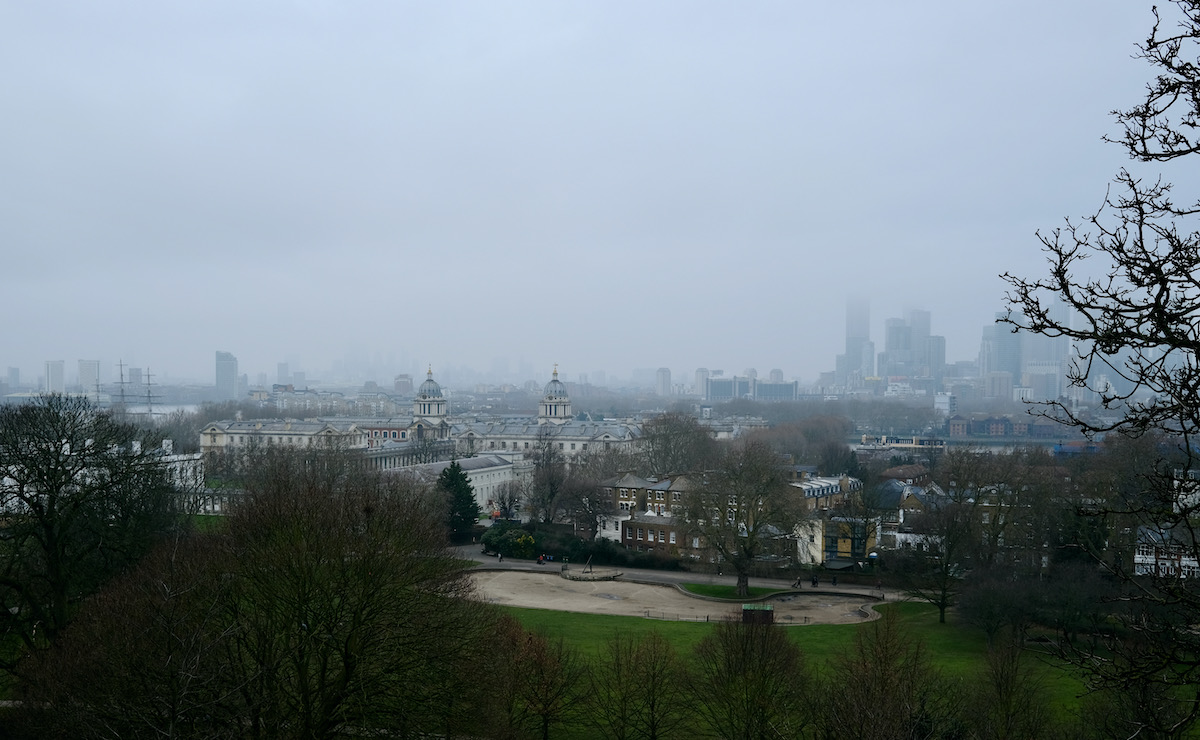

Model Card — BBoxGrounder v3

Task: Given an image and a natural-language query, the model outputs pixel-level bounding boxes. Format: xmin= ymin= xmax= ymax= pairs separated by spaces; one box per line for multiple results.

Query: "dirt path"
xmin=471 ymin=570 xmax=878 ymax=625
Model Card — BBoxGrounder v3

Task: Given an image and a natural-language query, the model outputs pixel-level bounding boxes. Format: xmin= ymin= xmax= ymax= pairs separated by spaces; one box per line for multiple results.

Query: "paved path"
xmin=456 ymin=545 xmax=893 ymax=625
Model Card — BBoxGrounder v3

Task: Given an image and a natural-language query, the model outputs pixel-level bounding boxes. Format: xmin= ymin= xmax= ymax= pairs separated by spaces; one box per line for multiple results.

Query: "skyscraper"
xmin=44 ymin=360 xmax=64 ymax=394
xmin=837 ymin=298 xmax=873 ymax=386
xmin=656 ymin=367 xmax=672 ymax=396
xmin=215 ymin=351 xmax=238 ymax=401
xmin=78 ymin=359 xmax=100 ymax=400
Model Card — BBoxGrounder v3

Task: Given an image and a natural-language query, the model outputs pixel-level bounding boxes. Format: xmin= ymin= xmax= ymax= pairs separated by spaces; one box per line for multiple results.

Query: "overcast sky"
xmin=0 ymin=1 xmax=1178 ymax=387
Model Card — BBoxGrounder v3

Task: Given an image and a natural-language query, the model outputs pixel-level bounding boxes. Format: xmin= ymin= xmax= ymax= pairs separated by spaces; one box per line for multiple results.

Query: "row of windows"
xmin=617 ymin=489 xmax=681 ymax=501
xmin=485 ymin=440 xmax=589 ymax=451
xmin=625 ymin=527 xmax=678 ymax=545
xmin=370 ymin=430 xmax=406 ymax=439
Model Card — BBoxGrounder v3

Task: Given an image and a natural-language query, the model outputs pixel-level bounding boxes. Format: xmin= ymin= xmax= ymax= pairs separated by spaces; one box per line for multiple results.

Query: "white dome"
xmin=418 ymin=368 xmax=443 ymax=398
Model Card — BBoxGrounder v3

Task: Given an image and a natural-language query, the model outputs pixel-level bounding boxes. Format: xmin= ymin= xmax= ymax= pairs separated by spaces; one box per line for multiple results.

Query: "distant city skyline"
xmin=0 ymin=2 xmax=1173 ymax=395
xmin=2 ymin=299 xmax=1052 ymax=395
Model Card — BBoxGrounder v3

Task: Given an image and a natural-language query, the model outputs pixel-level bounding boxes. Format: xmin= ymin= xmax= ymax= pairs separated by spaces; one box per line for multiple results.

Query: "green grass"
xmin=505 ymin=600 xmax=1088 ymax=717
xmin=679 ymin=583 xmax=780 ymax=600
xmin=188 ymin=514 xmax=226 ymax=533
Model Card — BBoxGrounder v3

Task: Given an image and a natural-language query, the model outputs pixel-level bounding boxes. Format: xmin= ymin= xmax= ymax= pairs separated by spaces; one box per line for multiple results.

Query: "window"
xmin=659 ymin=530 xmax=666 ymax=542
xmin=647 ymin=531 xmax=655 ymax=542
xmin=669 ymin=532 xmax=677 ymax=544
xmin=656 ymin=492 xmax=664 ymax=500
xmin=559 ymin=443 xmax=564 ymax=450
xmin=582 ymin=444 xmax=588 ymax=451
xmin=692 ymin=537 xmax=700 ymax=549
xmin=637 ymin=528 xmax=644 ymax=540
xmin=625 ymin=526 xmax=632 ymax=539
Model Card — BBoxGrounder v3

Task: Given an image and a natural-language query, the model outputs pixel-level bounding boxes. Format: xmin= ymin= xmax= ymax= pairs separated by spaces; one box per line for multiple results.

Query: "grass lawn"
xmin=505 ymin=600 xmax=1088 ymax=717
xmin=188 ymin=514 xmax=226 ymax=533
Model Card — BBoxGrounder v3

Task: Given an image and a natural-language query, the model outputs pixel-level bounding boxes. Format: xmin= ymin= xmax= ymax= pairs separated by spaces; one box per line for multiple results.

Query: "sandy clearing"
xmin=470 ymin=570 xmax=877 ymax=625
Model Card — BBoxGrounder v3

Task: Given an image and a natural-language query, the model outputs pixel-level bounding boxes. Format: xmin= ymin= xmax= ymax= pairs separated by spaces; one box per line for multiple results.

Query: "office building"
xmin=78 ymin=360 xmax=100 ymax=400
xmin=836 ymin=298 xmax=874 ymax=386
xmin=656 ymin=368 xmax=672 ymax=397
xmin=44 ymin=360 xmax=64 ymax=394
xmin=215 ymin=351 xmax=238 ymax=401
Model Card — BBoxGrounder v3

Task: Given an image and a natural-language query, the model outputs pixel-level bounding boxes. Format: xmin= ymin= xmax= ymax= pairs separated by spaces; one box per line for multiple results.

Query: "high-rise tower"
xmin=44 ymin=360 xmax=64 ymax=394
xmin=215 ymin=351 xmax=238 ymax=401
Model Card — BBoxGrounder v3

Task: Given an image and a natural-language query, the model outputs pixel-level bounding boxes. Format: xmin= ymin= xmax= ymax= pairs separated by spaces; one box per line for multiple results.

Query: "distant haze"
xmin=0 ymin=2 xmax=1177 ymax=387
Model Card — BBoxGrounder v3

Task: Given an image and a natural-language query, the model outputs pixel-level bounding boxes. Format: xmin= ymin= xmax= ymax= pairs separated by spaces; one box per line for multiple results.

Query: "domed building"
xmin=410 ymin=367 xmax=450 ymax=440
xmin=538 ymin=365 xmax=572 ymax=424
xmin=452 ymin=366 xmax=641 ymax=459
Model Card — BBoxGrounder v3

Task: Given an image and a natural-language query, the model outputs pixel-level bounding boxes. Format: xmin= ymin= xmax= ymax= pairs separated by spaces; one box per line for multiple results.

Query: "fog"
xmin=0 ymin=1 xmax=1174 ymax=387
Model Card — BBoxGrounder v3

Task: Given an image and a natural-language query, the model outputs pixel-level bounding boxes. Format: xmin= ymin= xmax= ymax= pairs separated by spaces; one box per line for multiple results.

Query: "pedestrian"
xmin=498 ymin=553 xmax=503 ymax=563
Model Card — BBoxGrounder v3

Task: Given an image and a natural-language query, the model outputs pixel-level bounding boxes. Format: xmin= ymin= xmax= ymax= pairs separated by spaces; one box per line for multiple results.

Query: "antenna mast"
xmin=116 ymin=360 xmax=128 ymax=422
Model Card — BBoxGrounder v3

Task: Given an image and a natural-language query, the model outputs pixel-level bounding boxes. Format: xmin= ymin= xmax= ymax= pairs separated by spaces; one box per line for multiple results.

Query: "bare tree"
xmin=17 ymin=446 xmax=493 ymax=740
xmin=527 ymin=427 xmax=567 ymax=523
xmin=689 ymin=620 xmax=812 ymax=740
xmin=819 ymin=609 xmax=961 ymax=740
xmin=641 ymin=411 xmax=718 ymax=476
xmin=969 ymin=641 xmax=1054 ymax=740
xmin=1001 ymin=3 xmax=1200 ymax=730
xmin=494 ymin=478 xmax=526 ymax=521
xmin=586 ymin=631 xmax=692 ymax=740
xmin=0 ymin=394 xmax=181 ymax=668
xmin=493 ymin=626 xmax=587 ymax=740
xmin=555 ymin=473 xmax=613 ymax=541
xmin=15 ymin=534 xmax=241 ymax=740
xmin=891 ymin=497 xmax=975 ymax=624
xmin=684 ymin=440 xmax=803 ymax=597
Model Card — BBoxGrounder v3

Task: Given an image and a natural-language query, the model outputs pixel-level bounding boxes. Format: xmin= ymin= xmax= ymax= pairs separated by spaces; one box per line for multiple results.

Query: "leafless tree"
xmin=492 ymin=624 xmax=588 ymax=740
xmin=684 ymin=440 xmax=803 ymax=597
xmin=0 ymin=394 xmax=181 ymax=668
xmin=819 ymin=609 xmax=961 ymax=739
xmin=494 ymin=478 xmax=527 ymax=521
xmin=527 ymin=427 xmax=567 ymax=523
xmin=1001 ymin=3 xmax=1200 ymax=730
xmin=641 ymin=411 xmax=718 ymax=476
xmin=17 ymin=446 xmax=494 ymax=740
xmin=689 ymin=619 xmax=812 ymax=740
xmin=586 ymin=631 xmax=692 ymax=740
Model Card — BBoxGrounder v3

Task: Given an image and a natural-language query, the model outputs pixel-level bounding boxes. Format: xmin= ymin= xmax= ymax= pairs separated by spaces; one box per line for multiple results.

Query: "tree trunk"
xmin=736 ymin=570 xmax=750 ymax=598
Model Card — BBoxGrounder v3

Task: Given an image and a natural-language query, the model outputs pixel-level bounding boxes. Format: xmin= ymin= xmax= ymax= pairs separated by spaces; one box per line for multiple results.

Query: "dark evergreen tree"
xmin=438 ymin=460 xmax=480 ymax=538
